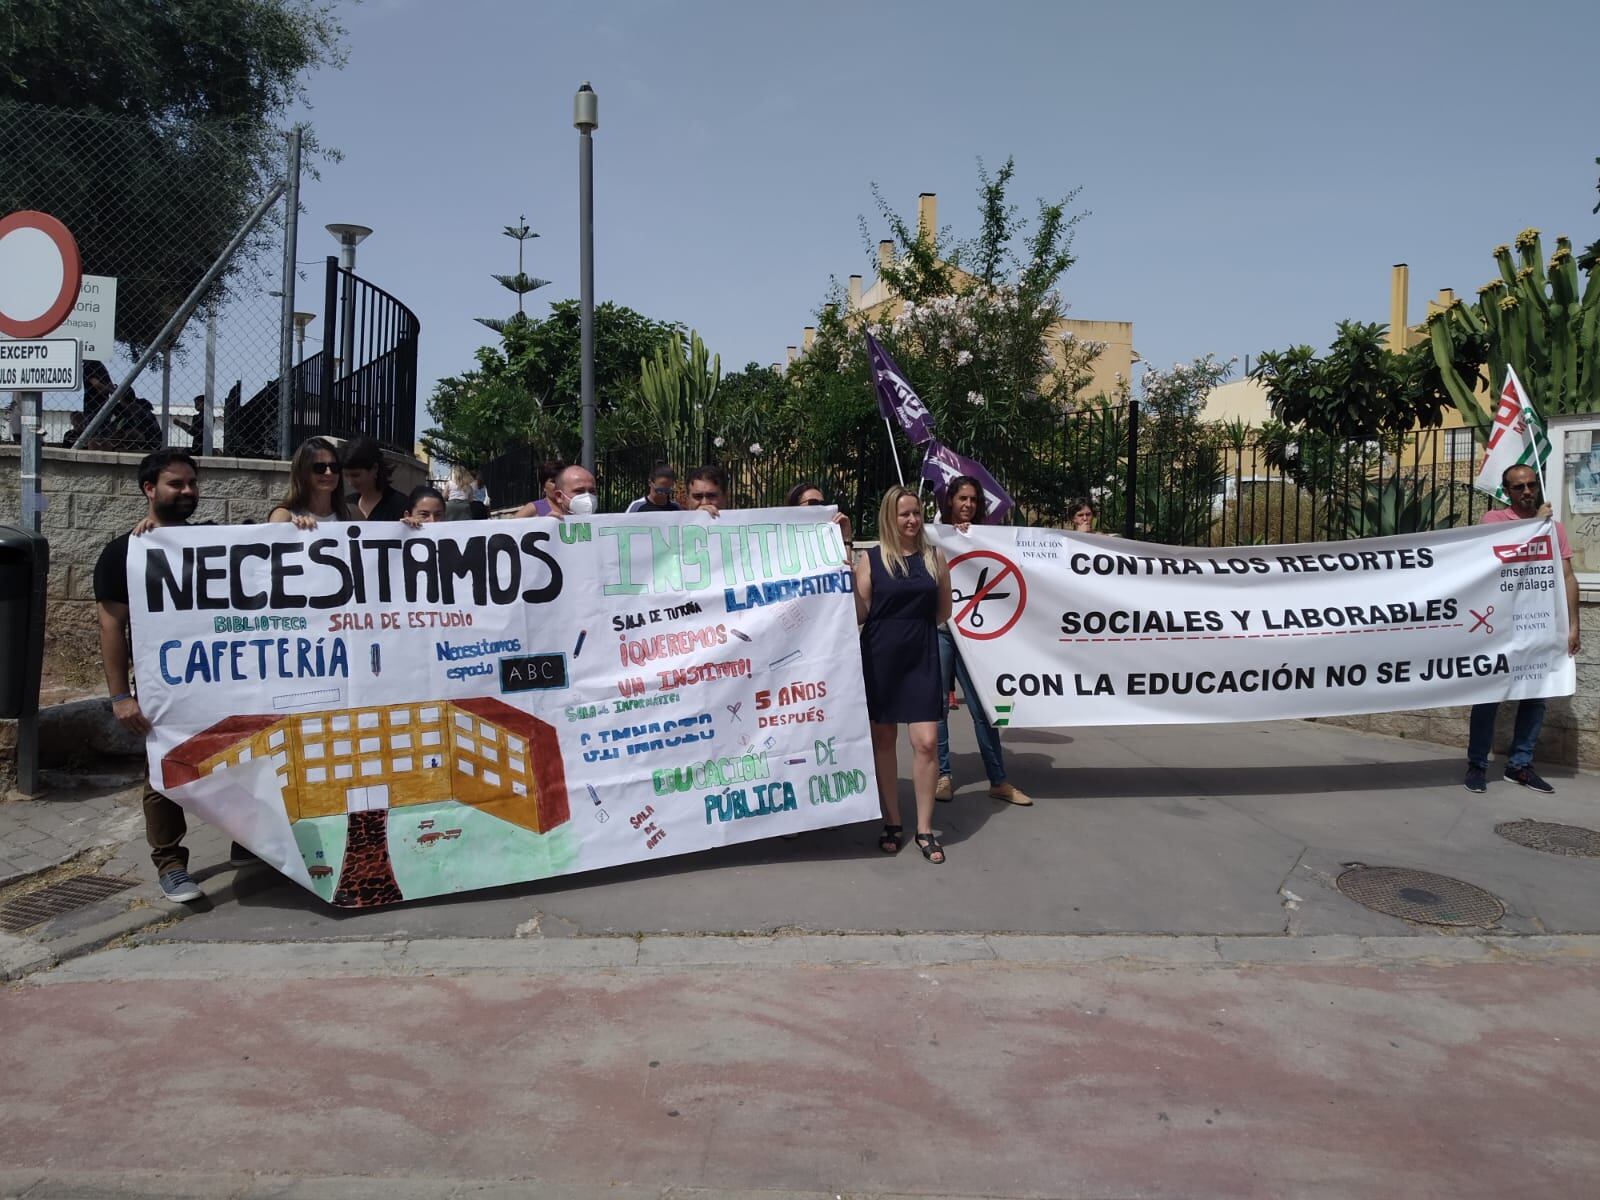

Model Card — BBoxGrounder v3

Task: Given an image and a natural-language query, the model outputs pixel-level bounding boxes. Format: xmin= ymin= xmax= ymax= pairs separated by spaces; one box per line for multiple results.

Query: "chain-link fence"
xmin=1 ymin=99 xmax=293 ymax=456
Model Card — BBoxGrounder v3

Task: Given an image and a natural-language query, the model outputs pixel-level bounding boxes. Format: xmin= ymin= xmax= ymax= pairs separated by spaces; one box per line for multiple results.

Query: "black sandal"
xmin=914 ymin=832 xmax=945 ymax=864
xmin=878 ymin=824 xmax=903 ymax=855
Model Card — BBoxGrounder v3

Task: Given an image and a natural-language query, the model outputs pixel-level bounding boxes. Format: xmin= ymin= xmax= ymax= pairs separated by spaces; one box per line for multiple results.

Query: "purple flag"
xmin=866 ymin=333 xmax=937 ymax=445
xmin=919 ymin=439 xmax=1015 ymax=524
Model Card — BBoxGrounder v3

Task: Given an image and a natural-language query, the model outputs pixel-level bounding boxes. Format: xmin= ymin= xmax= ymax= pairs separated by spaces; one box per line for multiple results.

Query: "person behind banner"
xmin=344 ymin=436 xmax=410 ymax=521
xmin=686 ymin=464 xmax=731 ymax=517
xmin=96 ymin=450 xmax=255 ymax=902
xmin=855 ymin=486 xmax=953 ymax=863
xmin=514 ymin=464 xmax=599 ymax=519
xmin=1068 ymin=496 xmax=1102 ymax=535
xmin=627 ymin=464 xmax=683 ymax=514
xmin=268 ymin=437 xmax=349 ymax=529
xmin=404 ymin=485 xmax=448 ymax=523
xmin=933 ymin=477 xmax=1030 ymax=807
xmin=786 ymin=479 xmax=853 ymax=562
xmin=1464 ymin=464 xmax=1579 ymax=795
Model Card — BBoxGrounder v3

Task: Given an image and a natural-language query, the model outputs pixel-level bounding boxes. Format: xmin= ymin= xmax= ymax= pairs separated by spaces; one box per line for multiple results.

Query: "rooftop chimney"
xmin=802 ymin=326 xmax=815 ymax=351
xmin=878 ymin=240 xmax=894 ymax=270
xmin=786 ymin=345 xmax=797 ymax=365
xmin=1389 ymin=264 xmax=1409 ymax=353
xmin=917 ymin=193 xmax=937 ymax=243
xmin=847 ymin=274 xmax=862 ymax=309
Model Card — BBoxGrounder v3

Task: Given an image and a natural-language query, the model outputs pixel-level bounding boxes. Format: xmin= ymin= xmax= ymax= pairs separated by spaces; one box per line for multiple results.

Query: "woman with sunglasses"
xmin=785 ymin=479 xmax=853 ymax=562
xmin=268 ymin=437 xmax=350 ymax=530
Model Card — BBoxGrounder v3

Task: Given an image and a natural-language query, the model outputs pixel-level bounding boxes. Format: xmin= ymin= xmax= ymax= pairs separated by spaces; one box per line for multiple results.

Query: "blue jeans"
xmin=1467 ymin=699 xmax=1546 ymax=770
xmin=936 ymin=626 xmax=1006 ymax=784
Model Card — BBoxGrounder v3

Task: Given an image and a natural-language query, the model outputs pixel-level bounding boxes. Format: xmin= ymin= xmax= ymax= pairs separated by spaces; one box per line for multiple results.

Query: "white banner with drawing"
xmin=127 ymin=510 xmax=877 ymax=907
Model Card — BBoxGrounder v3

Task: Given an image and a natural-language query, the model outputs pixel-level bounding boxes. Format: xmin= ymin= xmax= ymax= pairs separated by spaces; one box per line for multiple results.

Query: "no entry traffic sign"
xmin=0 ymin=211 xmax=82 ymax=339
xmin=949 ymin=549 xmax=1027 ymax=641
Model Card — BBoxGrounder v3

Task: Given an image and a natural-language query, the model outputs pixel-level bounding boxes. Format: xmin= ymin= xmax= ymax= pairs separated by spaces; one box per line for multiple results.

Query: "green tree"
xmin=1119 ymin=355 xmax=1233 ymax=543
xmin=1250 ymin=321 xmax=1453 ymax=441
xmin=423 ymin=299 xmax=679 ymax=469
xmin=0 ymin=0 xmax=345 ymax=352
xmin=787 ymin=158 xmax=1100 ymax=527
xmin=476 ymin=217 xmax=549 ymax=335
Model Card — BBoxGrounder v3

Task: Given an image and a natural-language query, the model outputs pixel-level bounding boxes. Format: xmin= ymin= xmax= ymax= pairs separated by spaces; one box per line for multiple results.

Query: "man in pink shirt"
xmin=1465 ymin=463 xmax=1580 ymax=794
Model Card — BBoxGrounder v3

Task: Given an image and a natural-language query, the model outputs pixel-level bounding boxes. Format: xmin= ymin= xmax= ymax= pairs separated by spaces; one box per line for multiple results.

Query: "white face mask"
xmin=567 ymin=492 xmax=599 ymax=516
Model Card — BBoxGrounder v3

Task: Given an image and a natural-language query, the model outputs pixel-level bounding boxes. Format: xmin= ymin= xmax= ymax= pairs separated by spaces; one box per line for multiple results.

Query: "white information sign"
xmin=0 ymin=275 xmax=116 ymax=360
xmin=0 ymin=337 xmax=81 ymax=390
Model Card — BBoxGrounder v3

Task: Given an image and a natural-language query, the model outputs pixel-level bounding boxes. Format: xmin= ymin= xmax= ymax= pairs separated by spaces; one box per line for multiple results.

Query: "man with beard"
xmin=94 ymin=450 xmax=241 ymax=902
xmin=1463 ymin=463 xmax=1580 ymax=795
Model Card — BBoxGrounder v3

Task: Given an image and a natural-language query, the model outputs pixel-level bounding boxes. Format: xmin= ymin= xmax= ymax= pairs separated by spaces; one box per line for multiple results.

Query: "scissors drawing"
xmin=952 ymin=566 xmax=1011 ymax=628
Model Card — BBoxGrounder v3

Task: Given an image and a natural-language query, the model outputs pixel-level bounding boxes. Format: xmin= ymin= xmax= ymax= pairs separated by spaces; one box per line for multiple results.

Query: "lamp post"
xmin=574 ymin=82 xmax=598 ymax=473
xmin=292 ymin=311 xmax=316 ymax=364
xmin=325 ymin=223 xmax=372 ymax=378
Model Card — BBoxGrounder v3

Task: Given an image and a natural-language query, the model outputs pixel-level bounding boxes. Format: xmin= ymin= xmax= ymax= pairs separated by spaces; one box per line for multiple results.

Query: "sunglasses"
xmin=1506 ymin=482 xmax=1540 ymax=492
xmin=310 ymin=462 xmax=343 ymax=476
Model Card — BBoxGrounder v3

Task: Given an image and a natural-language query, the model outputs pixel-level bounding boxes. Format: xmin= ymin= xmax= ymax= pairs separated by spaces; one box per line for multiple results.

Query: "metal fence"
xmin=0 ymin=99 xmax=290 ymax=455
xmin=1 ymin=100 xmax=419 ymax=460
xmin=482 ymin=404 xmax=1492 ymax=546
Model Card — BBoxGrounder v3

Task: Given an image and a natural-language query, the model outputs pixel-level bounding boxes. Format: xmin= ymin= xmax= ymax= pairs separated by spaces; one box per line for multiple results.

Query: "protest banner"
xmin=127 ymin=510 xmax=877 ymax=908
xmin=927 ymin=521 xmax=1574 ymax=727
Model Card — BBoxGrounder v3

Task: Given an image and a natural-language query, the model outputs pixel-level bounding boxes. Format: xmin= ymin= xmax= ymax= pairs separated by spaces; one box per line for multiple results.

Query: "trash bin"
xmin=0 ymin=524 xmax=48 ymax=720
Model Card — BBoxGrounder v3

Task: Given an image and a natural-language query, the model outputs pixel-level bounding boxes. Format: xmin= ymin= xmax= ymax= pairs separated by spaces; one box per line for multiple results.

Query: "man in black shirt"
xmin=93 ymin=449 xmax=224 ymax=902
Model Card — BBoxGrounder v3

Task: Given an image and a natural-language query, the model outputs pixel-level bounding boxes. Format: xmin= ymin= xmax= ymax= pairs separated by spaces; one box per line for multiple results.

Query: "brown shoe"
xmin=989 ymin=783 xmax=1032 ymax=806
xmin=934 ymin=775 xmax=954 ymax=802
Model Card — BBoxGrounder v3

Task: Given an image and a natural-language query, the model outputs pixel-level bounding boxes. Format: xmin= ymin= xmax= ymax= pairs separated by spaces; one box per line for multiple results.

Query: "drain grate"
xmin=1335 ymin=865 xmax=1505 ymax=928
xmin=0 ymin=873 xmax=138 ymax=933
xmin=1494 ymin=820 xmax=1600 ymax=858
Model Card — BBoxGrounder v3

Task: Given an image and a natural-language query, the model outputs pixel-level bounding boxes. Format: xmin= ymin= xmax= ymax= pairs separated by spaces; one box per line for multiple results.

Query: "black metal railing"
xmin=295 ymin=257 xmax=420 ymax=453
xmin=477 ymin=404 xmax=1493 ymax=546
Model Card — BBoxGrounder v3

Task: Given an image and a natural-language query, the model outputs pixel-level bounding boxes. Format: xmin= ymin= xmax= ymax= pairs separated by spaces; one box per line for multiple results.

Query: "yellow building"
xmin=794 ymin=192 xmax=1134 ymax=402
xmin=161 ymin=696 xmax=570 ymax=835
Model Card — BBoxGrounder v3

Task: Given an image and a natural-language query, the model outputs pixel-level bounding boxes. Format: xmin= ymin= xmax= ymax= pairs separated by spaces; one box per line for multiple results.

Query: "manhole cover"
xmin=0 ymin=873 xmax=137 ymax=933
xmin=1494 ymin=820 xmax=1600 ymax=858
xmin=1335 ymin=866 xmax=1504 ymax=928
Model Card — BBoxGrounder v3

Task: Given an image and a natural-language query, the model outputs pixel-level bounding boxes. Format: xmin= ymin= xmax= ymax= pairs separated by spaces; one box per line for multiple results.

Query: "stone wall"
xmin=0 ymin=443 xmax=427 ymax=692
xmin=1315 ymin=598 xmax=1600 ymax=770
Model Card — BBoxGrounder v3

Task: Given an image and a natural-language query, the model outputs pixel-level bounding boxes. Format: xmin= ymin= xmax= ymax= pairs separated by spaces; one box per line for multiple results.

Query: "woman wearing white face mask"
xmin=553 ymin=464 xmax=601 ymax=517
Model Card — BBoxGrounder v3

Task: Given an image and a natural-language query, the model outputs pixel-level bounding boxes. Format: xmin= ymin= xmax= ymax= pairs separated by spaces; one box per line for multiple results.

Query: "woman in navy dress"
xmin=855 ymin=486 xmax=952 ymax=863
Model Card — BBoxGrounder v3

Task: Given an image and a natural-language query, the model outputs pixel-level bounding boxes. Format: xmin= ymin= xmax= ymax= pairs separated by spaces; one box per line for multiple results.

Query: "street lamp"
xmin=325 ymin=223 xmax=373 ymax=271
xmin=325 ymin=223 xmax=372 ymax=377
xmin=574 ymin=82 xmax=598 ymax=473
xmin=292 ymin=311 xmax=316 ymax=364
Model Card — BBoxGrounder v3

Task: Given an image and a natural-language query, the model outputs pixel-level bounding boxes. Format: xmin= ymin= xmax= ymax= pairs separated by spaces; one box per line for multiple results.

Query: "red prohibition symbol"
xmin=0 ymin=210 xmax=82 ymax=338
xmin=948 ymin=550 xmax=1026 ymax=641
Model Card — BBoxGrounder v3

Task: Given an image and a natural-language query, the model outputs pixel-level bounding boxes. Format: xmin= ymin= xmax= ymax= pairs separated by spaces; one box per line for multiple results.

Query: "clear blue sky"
xmin=288 ymin=0 xmax=1599 ymax=428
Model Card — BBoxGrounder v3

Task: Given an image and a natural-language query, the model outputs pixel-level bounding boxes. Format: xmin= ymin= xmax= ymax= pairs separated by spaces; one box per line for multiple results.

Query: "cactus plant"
xmin=1427 ymin=228 xmax=1600 ymax=435
xmin=637 ymin=329 xmax=722 ymax=456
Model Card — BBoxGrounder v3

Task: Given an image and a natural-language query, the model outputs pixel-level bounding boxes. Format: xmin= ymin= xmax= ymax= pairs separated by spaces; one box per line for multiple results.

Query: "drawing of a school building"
xmin=160 ymin=697 xmax=570 ymax=907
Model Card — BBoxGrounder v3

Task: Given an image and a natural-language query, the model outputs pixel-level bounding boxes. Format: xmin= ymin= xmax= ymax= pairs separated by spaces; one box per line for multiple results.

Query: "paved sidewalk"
xmin=3 ymin=933 xmax=1598 ymax=1199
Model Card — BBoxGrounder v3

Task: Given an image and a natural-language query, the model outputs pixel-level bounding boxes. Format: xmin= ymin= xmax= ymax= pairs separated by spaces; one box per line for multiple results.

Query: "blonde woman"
xmin=854 ymin=486 xmax=953 ymax=863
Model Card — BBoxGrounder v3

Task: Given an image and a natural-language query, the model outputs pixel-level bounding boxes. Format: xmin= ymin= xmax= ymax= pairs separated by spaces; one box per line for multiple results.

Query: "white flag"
xmin=1474 ymin=366 xmax=1551 ymax=503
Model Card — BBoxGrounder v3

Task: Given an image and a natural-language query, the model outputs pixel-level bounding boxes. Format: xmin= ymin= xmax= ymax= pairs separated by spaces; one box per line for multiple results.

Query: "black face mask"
xmin=154 ymin=493 xmax=197 ymax=523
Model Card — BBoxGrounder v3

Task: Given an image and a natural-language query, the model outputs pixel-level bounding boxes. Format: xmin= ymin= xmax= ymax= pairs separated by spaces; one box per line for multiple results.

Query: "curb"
xmin=23 ymin=930 xmax=1600 ymax=985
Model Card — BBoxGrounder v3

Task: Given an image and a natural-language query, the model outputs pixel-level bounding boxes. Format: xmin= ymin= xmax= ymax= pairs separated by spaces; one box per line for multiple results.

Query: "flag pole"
xmin=883 ymin=417 xmax=906 ymax=486
xmin=1507 ymin=366 xmax=1552 ymax=501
